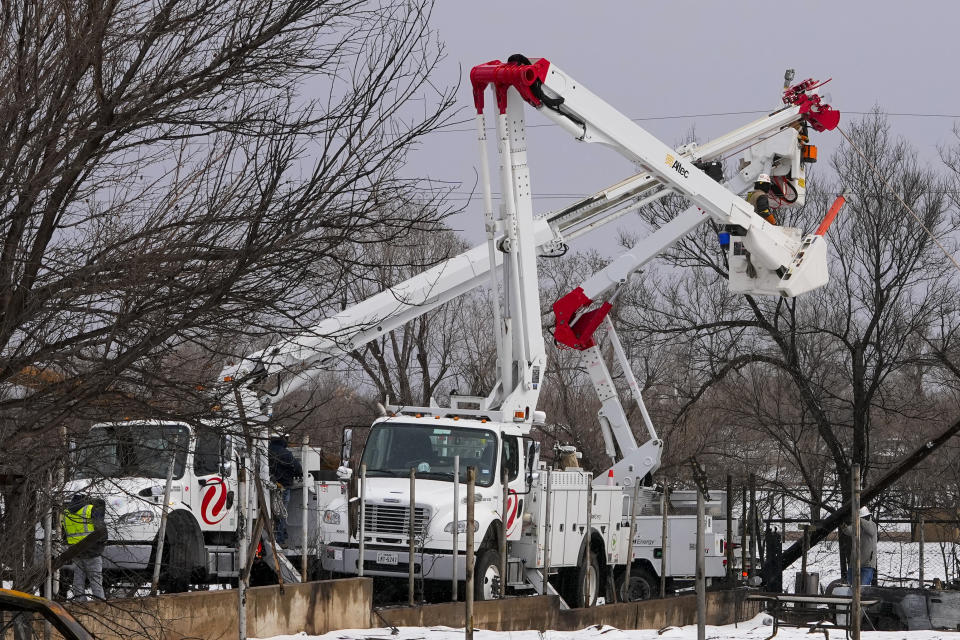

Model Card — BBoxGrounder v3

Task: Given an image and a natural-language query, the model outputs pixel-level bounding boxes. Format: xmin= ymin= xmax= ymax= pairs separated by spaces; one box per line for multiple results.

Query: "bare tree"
xmin=0 ymin=0 xmax=457 ymax=592
xmin=621 ymin=112 xmax=956 ymax=533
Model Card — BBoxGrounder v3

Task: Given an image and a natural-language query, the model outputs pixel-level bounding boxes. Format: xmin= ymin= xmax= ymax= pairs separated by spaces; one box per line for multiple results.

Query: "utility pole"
xmin=749 ymin=473 xmax=757 ymax=581
xmin=660 ymin=483 xmax=669 ymax=598
xmin=543 ymin=469 xmax=553 ymax=596
xmin=409 ymin=468 xmax=416 ymax=606
xmin=726 ymin=474 xmax=734 ymax=583
xmin=696 ymin=489 xmax=706 ymax=640
xmin=851 ymin=464 xmax=861 ymax=640
xmin=465 ymin=467 xmax=476 ymax=640
xmin=500 ymin=469 xmax=508 ymax=598
xmin=919 ymin=514 xmax=925 ymax=588
xmin=452 ymin=455 xmax=459 ymax=601
xmin=623 ymin=480 xmax=640 ymax=602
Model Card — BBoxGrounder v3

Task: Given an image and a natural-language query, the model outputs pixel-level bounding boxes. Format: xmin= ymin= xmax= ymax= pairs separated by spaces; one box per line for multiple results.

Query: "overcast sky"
xmin=402 ymin=1 xmax=958 ymax=254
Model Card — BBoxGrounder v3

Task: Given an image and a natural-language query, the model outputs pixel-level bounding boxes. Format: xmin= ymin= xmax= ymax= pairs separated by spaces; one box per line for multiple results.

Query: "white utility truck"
xmin=64 ymin=419 xmax=329 ymax=590
xmin=315 ymin=56 xmax=842 ymax=604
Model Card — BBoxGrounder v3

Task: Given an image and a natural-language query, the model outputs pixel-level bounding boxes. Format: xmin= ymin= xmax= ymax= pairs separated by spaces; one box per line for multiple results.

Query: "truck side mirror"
xmin=341 ymin=428 xmax=353 ymax=465
xmin=522 ymin=437 xmax=540 ymax=493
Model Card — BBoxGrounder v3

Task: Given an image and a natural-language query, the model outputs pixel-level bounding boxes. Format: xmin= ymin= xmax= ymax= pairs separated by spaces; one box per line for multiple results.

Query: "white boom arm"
xmin=220 ymin=58 xmax=839 ymax=431
xmin=470 ymin=56 xmax=839 ymax=430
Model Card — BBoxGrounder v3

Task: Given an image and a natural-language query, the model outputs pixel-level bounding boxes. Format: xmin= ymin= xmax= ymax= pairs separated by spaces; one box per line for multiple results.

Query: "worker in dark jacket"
xmin=842 ymin=506 xmax=878 ymax=586
xmin=61 ymin=494 xmax=107 ymax=601
xmin=746 ymin=173 xmax=776 ymax=224
xmin=268 ymin=435 xmax=302 ymax=545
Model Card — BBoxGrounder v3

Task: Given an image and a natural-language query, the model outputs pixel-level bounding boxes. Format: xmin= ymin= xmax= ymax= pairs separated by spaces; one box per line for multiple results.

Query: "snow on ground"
xmin=255 ymin=613 xmax=959 ymax=640
xmin=783 ymin=541 xmax=958 ymax=591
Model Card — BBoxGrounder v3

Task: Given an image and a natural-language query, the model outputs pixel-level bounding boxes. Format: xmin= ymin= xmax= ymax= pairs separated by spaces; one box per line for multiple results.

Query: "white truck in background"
xmin=63 ymin=420 xmax=331 ymax=591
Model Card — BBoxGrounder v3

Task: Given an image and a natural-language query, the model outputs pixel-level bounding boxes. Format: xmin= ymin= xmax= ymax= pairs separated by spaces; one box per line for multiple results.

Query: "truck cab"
xmin=319 ymin=414 xmax=531 ymax=584
xmin=65 ymin=420 xmax=239 ymax=588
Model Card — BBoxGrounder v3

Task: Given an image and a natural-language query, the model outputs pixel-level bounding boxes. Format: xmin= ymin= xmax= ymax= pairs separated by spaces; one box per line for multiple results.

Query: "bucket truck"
xmin=315 ymin=56 xmax=841 ymax=605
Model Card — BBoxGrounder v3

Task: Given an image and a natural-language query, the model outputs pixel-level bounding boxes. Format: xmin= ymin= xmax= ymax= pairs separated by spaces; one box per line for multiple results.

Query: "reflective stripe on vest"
xmin=62 ymin=504 xmax=95 ymax=545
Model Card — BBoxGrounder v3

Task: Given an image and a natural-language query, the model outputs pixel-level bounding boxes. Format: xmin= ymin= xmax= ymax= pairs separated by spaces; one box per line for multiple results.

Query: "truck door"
xmin=194 ymin=426 xmax=236 ymax=534
xmin=501 ymin=435 xmax=524 ymax=541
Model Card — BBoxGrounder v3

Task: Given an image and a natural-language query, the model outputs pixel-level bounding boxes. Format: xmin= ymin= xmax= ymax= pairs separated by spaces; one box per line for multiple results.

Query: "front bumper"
xmin=321 ymin=544 xmax=466 ymax=580
xmin=102 ymin=543 xmax=153 ymax=571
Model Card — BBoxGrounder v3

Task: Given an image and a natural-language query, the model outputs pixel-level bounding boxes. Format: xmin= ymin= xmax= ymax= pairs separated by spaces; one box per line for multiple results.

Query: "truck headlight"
xmin=443 ymin=520 xmax=478 ymax=533
xmin=118 ymin=510 xmax=155 ymax=525
xmin=323 ymin=510 xmax=341 ymax=525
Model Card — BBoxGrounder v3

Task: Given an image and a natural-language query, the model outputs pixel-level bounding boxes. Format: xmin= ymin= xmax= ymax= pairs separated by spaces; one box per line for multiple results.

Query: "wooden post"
xmin=500 ymin=469 xmax=508 ymax=598
xmin=801 ymin=525 xmax=810 ymax=593
xmin=465 ymin=467 xmax=476 ymax=640
xmin=696 ymin=489 xmax=706 ymax=640
xmin=150 ymin=458 xmax=176 ymax=595
xmin=237 ymin=459 xmax=248 ymax=640
xmin=452 ymin=455 xmax=459 ymax=601
xmin=919 ymin=514 xmax=925 ymax=587
xmin=583 ymin=472 xmax=593 ymax=607
xmin=851 ymin=464 xmax=861 ymax=640
xmin=749 ymin=473 xmax=757 ymax=580
xmin=741 ymin=484 xmax=748 ymax=582
xmin=623 ymin=480 xmax=640 ymax=601
xmin=660 ymin=484 xmax=669 ymax=598
xmin=43 ymin=473 xmax=52 ymax=640
xmin=301 ymin=442 xmax=309 ymax=583
xmin=726 ymin=474 xmax=734 ymax=583
xmin=358 ymin=464 xmax=366 ymax=577
xmin=543 ymin=469 xmax=553 ymax=595
xmin=409 ymin=467 xmax=416 ymax=606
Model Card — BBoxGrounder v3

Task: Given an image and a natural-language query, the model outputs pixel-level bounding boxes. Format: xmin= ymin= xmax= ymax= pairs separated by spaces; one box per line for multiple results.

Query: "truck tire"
xmin=474 ymin=548 xmax=502 ymax=601
xmin=158 ymin=533 xmax=191 ymax=593
xmin=561 ymin=550 xmax=600 ymax=607
xmin=618 ymin=566 xmax=657 ymax=601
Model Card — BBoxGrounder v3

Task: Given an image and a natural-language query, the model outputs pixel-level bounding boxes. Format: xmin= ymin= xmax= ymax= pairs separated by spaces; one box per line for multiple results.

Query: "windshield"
xmin=74 ymin=424 xmax=190 ymax=480
xmin=361 ymin=423 xmax=499 ymax=487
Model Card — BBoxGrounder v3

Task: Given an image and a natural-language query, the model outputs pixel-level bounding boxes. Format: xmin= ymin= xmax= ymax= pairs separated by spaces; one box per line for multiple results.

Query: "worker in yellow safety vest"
xmin=61 ymin=494 xmax=107 ymax=601
xmin=745 ymin=173 xmax=777 ymax=224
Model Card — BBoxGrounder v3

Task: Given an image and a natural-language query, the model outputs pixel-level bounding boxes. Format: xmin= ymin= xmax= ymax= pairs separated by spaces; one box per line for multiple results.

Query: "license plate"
xmin=376 ymin=551 xmax=399 ymax=565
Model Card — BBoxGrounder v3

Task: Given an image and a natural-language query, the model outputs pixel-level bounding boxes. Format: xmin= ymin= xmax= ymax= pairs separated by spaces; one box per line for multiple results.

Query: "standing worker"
xmin=61 ymin=493 xmax=107 ymax=601
xmin=746 ymin=174 xmax=777 ymax=224
xmin=842 ymin=506 xmax=878 ymax=586
xmin=268 ymin=435 xmax=302 ymax=546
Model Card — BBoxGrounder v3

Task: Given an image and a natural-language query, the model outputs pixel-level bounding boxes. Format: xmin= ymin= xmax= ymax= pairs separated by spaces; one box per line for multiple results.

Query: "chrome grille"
xmin=364 ymin=503 xmax=430 ymax=537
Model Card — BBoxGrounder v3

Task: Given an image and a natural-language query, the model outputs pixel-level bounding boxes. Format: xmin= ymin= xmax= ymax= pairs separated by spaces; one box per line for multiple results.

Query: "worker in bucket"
xmin=61 ymin=493 xmax=107 ymax=601
xmin=268 ymin=435 xmax=302 ymax=546
xmin=746 ymin=174 xmax=776 ymax=224
xmin=842 ymin=506 xmax=878 ymax=586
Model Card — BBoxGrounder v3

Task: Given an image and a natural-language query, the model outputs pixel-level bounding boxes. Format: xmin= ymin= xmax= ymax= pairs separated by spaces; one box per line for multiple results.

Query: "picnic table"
xmin=746 ymin=593 xmax=879 ymax=639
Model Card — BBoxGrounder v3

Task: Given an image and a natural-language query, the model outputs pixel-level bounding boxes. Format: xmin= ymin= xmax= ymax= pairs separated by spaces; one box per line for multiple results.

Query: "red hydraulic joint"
xmin=470 ymin=57 xmax=551 ymax=114
xmin=782 ymin=77 xmax=840 ymax=132
xmin=553 ymin=287 xmax=612 ymax=351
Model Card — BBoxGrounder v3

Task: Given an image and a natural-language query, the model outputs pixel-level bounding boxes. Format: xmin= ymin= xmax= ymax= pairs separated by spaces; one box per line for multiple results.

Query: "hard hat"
xmin=756 ymin=173 xmax=772 ymax=184
xmin=859 ymin=506 xmax=871 ymax=518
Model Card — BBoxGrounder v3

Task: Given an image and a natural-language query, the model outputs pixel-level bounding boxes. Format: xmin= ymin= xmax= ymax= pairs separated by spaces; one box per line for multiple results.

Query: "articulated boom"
xmin=472 ymin=55 xmax=842 ymax=484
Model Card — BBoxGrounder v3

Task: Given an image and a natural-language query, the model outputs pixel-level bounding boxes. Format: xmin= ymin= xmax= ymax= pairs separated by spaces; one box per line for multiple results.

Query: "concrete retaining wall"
xmin=63 ymin=581 xmax=757 ymax=639
xmin=66 ymin=578 xmax=371 ymax=640
xmin=378 ymin=589 xmax=759 ymax=632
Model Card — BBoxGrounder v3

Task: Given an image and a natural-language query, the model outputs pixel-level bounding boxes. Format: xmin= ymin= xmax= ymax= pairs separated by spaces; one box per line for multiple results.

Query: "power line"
xmin=432 ymin=110 xmax=960 ymax=134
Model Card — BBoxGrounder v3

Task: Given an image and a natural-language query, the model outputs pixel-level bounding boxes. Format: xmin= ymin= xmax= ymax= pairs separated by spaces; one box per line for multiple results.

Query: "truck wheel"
xmin=618 ymin=566 xmax=657 ymax=601
xmin=159 ymin=534 xmax=191 ymax=593
xmin=562 ymin=551 xmax=600 ymax=607
xmin=473 ymin=548 xmax=502 ymax=601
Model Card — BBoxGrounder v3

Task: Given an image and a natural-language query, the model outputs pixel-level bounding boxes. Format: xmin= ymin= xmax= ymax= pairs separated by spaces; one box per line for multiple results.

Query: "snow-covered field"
xmin=256 ymin=613 xmax=959 ymax=640
xmin=783 ymin=541 xmax=957 ymax=591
